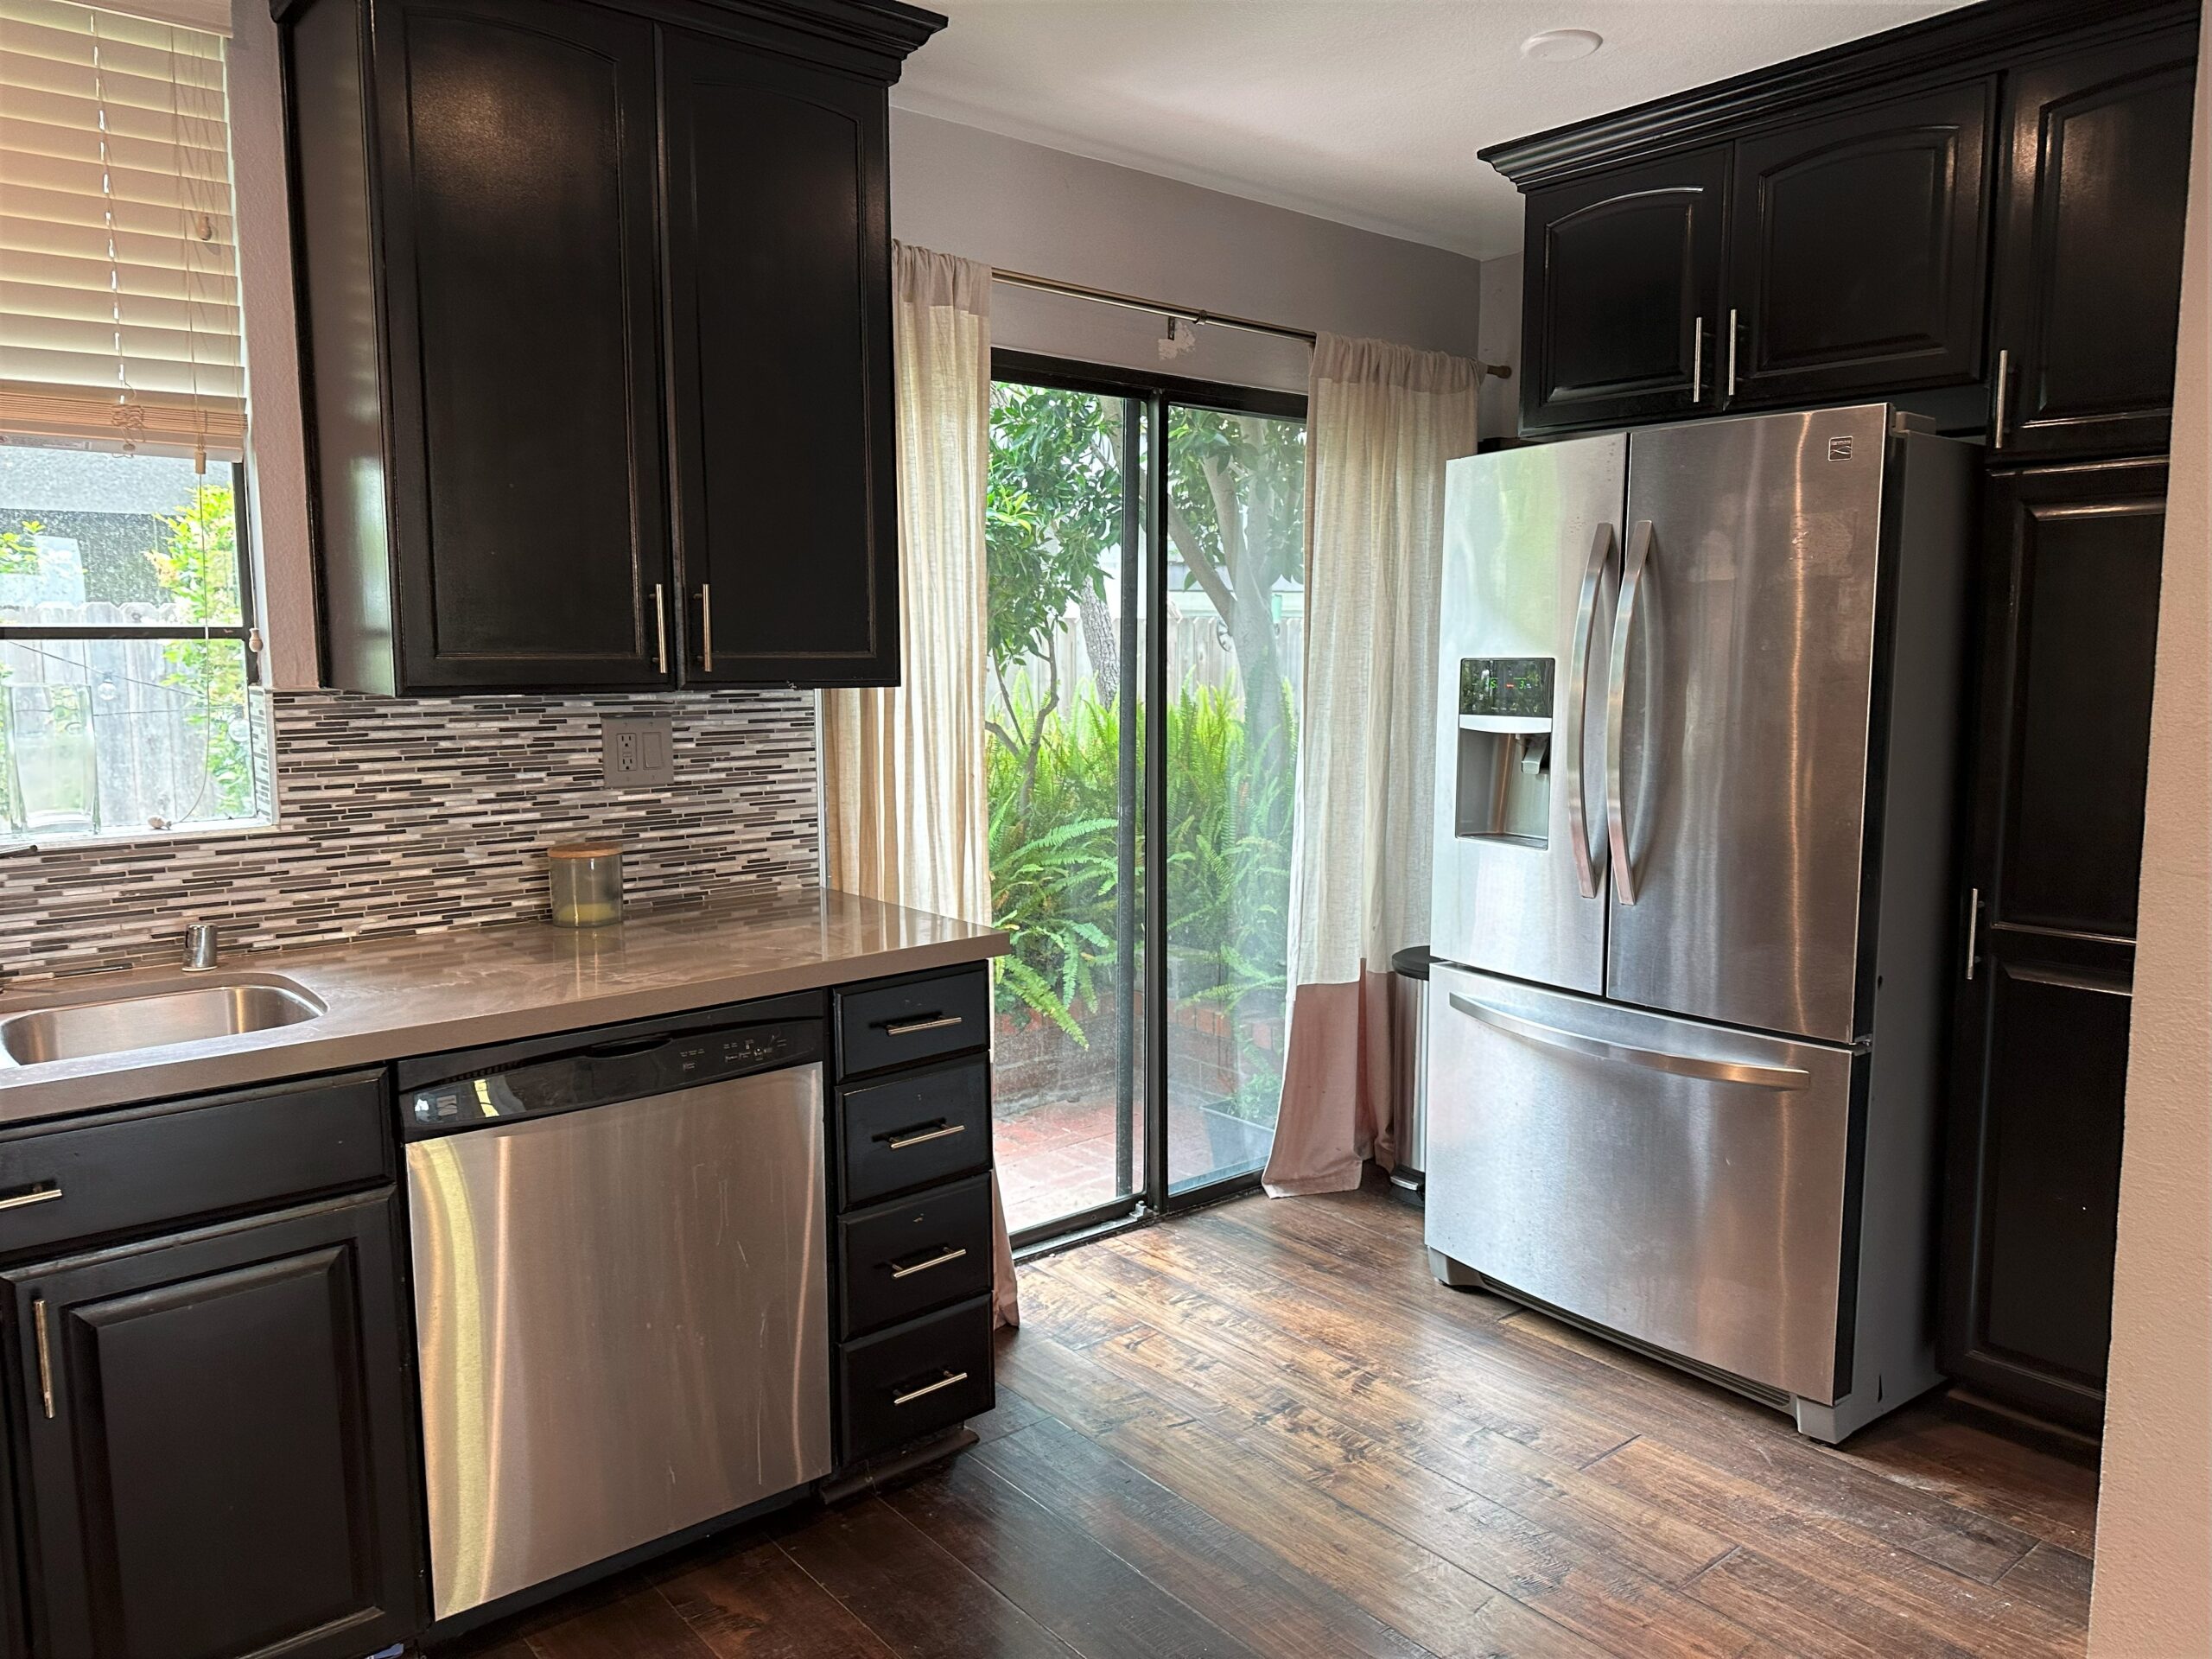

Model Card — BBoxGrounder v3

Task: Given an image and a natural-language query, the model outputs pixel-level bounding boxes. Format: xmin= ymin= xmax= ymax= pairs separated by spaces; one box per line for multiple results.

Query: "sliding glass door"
xmin=983 ymin=355 xmax=1306 ymax=1243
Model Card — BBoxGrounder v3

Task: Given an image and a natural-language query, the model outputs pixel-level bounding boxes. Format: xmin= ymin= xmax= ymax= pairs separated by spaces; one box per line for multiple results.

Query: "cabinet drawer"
xmin=0 ymin=1071 xmax=390 ymax=1259
xmin=841 ymin=1173 xmax=993 ymax=1339
xmin=839 ymin=1057 xmax=989 ymax=1207
xmin=836 ymin=966 xmax=988 ymax=1077
xmin=838 ymin=1294 xmax=994 ymax=1464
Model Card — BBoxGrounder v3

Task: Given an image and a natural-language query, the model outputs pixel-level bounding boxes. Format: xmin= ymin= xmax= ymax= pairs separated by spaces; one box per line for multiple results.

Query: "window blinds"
xmin=0 ymin=0 xmax=244 ymax=460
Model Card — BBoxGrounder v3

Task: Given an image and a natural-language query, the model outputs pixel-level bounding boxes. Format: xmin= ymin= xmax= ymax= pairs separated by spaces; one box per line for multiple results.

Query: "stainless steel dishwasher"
xmin=397 ymin=993 xmax=830 ymax=1624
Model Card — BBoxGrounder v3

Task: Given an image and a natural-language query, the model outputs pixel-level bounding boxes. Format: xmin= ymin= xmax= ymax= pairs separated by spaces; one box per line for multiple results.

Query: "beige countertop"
xmin=0 ymin=889 xmax=1007 ymax=1128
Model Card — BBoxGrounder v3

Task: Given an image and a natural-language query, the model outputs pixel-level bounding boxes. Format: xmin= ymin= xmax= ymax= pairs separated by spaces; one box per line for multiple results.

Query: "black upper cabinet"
xmin=378 ymin=0 xmax=670 ymax=690
xmin=280 ymin=0 xmax=941 ymax=694
xmin=661 ymin=33 xmax=899 ymax=685
xmin=1486 ymin=0 xmax=2198 ymax=441
xmin=1520 ymin=148 xmax=1729 ymax=433
xmin=1990 ymin=25 xmax=2201 ymax=460
xmin=1726 ymin=81 xmax=1993 ymax=408
xmin=7 ymin=1190 xmax=422 ymax=1659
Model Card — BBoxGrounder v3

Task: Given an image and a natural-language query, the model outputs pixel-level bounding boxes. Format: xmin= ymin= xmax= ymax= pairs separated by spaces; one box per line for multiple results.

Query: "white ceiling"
xmin=895 ymin=1 xmax=1971 ymax=260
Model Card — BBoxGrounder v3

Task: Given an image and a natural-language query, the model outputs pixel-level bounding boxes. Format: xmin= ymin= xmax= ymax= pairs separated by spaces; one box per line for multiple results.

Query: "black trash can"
xmin=1389 ymin=945 xmax=1433 ymax=1202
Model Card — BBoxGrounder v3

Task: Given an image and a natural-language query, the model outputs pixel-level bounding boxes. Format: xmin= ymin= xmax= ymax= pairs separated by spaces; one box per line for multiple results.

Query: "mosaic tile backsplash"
xmin=1 ymin=688 xmax=819 ymax=982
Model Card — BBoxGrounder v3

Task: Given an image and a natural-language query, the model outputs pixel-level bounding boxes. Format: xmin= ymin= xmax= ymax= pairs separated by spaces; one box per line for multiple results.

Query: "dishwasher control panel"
xmin=403 ymin=1015 xmax=825 ymax=1139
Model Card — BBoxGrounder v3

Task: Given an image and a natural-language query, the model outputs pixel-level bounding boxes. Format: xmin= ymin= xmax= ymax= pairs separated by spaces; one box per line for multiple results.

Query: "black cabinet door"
xmin=1726 ymin=80 xmax=1993 ymax=408
xmin=8 ymin=1191 xmax=423 ymax=1659
xmin=1519 ymin=147 xmax=1729 ymax=434
xmin=373 ymin=0 xmax=672 ymax=690
xmin=660 ymin=29 xmax=899 ymax=686
xmin=1942 ymin=460 xmax=2167 ymax=1430
xmin=1989 ymin=25 xmax=2200 ymax=461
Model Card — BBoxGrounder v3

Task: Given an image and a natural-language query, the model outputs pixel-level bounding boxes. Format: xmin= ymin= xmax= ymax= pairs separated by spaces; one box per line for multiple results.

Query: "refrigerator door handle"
xmin=1564 ymin=522 xmax=1615 ymax=899
xmin=1447 ymin=992 xmax=1812 ymax=1091
xmin=1605 ymin=519 xmax=1653 ymax=905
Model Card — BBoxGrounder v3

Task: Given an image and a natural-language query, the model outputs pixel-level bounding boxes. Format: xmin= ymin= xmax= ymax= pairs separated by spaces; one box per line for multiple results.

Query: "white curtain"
xmin=823 ymin=244 xmax=1018 ymax=1326
xmin=1262 ymin=334 xmax=1479 ymax=1198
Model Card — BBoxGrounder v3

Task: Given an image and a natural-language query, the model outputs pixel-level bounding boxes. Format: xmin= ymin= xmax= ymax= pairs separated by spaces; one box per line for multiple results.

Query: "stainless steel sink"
xmin=0 ymin=978 xmax=325 ymax=1066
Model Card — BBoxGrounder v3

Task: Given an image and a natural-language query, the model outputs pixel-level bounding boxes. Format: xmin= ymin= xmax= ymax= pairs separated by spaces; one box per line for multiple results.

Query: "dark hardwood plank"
xmin=975 ymin=1414 xmax=1441 ymax=1659
xmin=1842 ymin=1396 xmax=2101 ymax=1555
xmin=965 ymin=1389 xmax=1049 ymax=1448
xmin=1688 ymin=1548 xmax=1978 ymax=1659
xmin=524 ymin=1586 xmax=718 ymax=1659
xmin=881 ymin=1448 xmax=1270 ymax=1659
xmin=1042 ymin=1244 xmax=1726 ymax=1585
xmin=660 ymin=1538 xmax=895 ymax=1658
xmin=999 ymin=1332 xmax=1611 ymax=1659
xmin=1586 ymin=1435 xmax=2085 ymax=1657
xmin=1079 ymin=1319 xmax=1766 ymax=1659
xmin=774 ymin=1496 xmax=1075 ymax=1659
xmin=1994 ymin=1544 xmax=2096 ymax=1630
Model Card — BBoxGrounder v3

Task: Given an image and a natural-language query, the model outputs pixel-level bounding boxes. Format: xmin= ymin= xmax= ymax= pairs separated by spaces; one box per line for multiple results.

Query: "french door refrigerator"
xmin=1424 ymin=404 xmax=1974 ymax=1442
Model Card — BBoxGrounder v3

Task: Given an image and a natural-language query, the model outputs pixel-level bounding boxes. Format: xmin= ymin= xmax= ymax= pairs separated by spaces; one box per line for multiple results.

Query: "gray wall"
xmin=890 ymin=110 xmax=1487 ymax=396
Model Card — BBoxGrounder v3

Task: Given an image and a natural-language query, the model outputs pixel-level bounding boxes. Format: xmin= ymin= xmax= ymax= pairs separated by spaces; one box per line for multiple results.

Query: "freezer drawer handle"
xmin=890 ymin=1246 xmax=969 ymax=1280
xmin=880 ymin=1013 xmax=964 ymax=1038
xmin=1564 ymin=522 xmax=1614 ymax=899
xmin=1447 ymin=993 xmax=1811 ymax=1091
xmin=0 ymin=1183 xmax=62 ymax=1212
xmin=893 ymin=1370 xmax=969 ymax=1407
xmin=882 ymin=1121 xmax=966 ymax=1151
xmin=1605 ymin=519 xmax=1655 ymax=905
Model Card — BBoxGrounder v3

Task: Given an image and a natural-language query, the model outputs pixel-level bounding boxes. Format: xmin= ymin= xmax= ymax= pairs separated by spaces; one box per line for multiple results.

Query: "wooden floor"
xmin=444 ymin=1186 xmax=2101 ymax=1659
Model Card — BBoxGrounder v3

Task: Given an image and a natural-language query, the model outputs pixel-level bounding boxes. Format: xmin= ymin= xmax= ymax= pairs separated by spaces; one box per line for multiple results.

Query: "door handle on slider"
xmin=883 ymin=1121 xmax=965 ymax=1151
xmin=890 ymin=1246 xmax=969 ymax=1280
xmin=893 ymin=1370 xmax=969 ymax=1407
xmin=1563 ymin=523 xmax=1613 ymax=899
xmin=1605 ymin=520 xmax=1652 ymax=905
xmin=1448 ymin=992 xmax=1811 ymax=1090
xmin=882 ymin=1014 xmax=963 ymax=1038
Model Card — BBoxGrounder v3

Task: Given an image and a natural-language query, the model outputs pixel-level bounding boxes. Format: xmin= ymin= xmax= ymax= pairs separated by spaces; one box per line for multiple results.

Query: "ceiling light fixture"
xmin=1521 ymin=28 xmax=1604 ymax=61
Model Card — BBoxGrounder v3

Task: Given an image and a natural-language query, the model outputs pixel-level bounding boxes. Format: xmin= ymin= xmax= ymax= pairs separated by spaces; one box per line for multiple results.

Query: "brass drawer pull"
xmin=893 ymin=1370 xmax=969 ymax=1407
xmin=0 ymin=1184 xmax=62 ymax=1212
xmin=890 ymin=1246 xmax=969 ymax=1281
xmin=33 ymin=1296 xmax=53 ymax=1421
xmin=882 ymin=1013 xmax=963 ymax=1038
xmin=883 ymin=1122 xmax=965 ymax=1151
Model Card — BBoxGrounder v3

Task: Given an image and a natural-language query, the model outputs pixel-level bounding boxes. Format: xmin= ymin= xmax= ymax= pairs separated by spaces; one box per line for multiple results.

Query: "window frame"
xmin=0 ymin=456 xmax=262 ymax=686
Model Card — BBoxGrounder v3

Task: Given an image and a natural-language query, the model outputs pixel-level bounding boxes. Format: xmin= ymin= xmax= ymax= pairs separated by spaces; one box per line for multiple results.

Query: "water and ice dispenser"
xmin=1453 ymin=657 xmax=1553 ymax=846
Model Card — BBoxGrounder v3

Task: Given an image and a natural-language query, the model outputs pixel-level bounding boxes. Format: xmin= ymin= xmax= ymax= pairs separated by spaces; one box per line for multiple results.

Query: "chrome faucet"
xmin=181 ymin=922 xmax=221 ymax=973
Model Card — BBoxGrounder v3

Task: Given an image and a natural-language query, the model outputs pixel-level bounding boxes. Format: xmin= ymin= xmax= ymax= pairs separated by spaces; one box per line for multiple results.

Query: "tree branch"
xmin=1167 ymin=503 xmax=1238 ymax=626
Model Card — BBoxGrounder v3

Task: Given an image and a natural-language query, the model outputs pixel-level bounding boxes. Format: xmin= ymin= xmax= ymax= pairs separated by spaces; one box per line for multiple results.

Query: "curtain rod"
xmin=990 ymin=266 xmax=1513 ymax=380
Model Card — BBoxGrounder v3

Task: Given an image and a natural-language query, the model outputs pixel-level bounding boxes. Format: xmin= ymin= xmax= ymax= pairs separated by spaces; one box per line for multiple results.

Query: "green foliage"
xmin=0 ymin=521 xmax=41 ymax=577
xmin=987 ymin=680 xmax=1295 ymax=1116
xmin=149 ymin=482 xmax=252 ymax=819
xmin=986 ymin=385 xmax=1118 ymax=672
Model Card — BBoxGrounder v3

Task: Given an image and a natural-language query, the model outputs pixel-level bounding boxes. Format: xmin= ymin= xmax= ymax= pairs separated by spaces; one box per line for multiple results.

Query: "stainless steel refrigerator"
xmin=1424 ymin=404 xmax=1974 ymax=1442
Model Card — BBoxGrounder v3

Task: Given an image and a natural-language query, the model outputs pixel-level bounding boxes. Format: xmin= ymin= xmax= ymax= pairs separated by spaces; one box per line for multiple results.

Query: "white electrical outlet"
xmin=601 ymin=717 xmax=676 ymax=787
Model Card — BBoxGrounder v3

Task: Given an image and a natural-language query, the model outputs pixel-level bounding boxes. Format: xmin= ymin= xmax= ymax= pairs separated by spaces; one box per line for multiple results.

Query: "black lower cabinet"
xmin=1942 ymin=459 xmax=2168 ymax=1430
xmin=830 ymin=967 xmax=997 ymax=1469
xmin=6 ymin=1189 xmax=423 ymax=1659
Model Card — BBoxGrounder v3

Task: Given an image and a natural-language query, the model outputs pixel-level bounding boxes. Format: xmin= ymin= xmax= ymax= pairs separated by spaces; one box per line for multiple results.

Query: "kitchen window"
xmin=0 ymin=0 xmax=262 ymax=842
